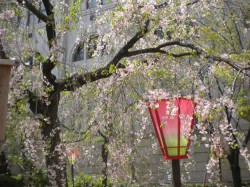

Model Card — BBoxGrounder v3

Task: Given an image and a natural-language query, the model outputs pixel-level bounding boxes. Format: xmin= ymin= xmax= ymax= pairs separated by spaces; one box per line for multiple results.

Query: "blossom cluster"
xmin=0 ymin=10 xmax=15 ymax=21
xmin=22 ymin=118 xmax=45 ymax=169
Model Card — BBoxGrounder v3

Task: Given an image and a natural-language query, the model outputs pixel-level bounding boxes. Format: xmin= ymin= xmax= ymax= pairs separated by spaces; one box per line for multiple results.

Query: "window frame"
xmin=86 ymin=0 xmax=111 ymax=9
xmin=73 ymin=43 xmax=85 ymax=62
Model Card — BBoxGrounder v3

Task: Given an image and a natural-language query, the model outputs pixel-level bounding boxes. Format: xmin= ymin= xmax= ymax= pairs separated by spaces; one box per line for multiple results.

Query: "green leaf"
xmin=109 ymin=64 xmax=116 ymax=74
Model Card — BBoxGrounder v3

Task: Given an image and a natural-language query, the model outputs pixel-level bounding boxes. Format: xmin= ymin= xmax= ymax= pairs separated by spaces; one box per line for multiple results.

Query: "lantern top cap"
xmin=158 ymin=97 xmax=193 ymax=101
xmin=148 ymin=97 xmax=195 ymax=105
xmin=0 ymin=59 xmax=16 ymax=66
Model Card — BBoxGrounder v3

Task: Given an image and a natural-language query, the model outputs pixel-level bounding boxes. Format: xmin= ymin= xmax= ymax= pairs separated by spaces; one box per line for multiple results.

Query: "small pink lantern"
xmin=66 ymin=148 xmax=80 ymax=165
xmin=148 ymin=97 xmax=196 ymax=160
xmin=66 ymin=147 xmax=79 ymax=187
xmin=0 ymin=59 xmax=15 ymax=142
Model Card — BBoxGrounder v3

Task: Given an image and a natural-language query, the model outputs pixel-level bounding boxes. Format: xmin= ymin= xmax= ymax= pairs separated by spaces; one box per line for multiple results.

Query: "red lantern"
xmin=148 ymin=97 xmax=195 ymax=160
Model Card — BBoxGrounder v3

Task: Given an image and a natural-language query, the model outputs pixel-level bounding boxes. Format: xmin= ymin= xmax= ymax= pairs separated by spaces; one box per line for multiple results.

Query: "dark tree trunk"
xmin=130 ymin=126 xmax=137 ymax=184
xmin=0 ymin=151 xmax=11 ymax=175
xmin=101 ymin=137 xmax=109 ymax=187
xmin=130 ymin=156 xmax=136 ymax=184
xmin=28 ymin=88 xmax=67 ymax=187
xmin=227 ymin=147 xmax=242 ymax=187
xmin=0 ymin=39 xmax=7 ymax=59
xmin=42 ymin=91 xmax=67 ymax=187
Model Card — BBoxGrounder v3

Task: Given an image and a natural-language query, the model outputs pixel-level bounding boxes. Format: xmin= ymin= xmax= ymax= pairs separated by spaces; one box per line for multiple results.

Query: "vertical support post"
xmin=0 ymin=59 xmax=15 ymax=142
xmin=71 ymin=164 xmax=74 ymax=187
xmin=172 ymin=159 xmax=181 ymax=187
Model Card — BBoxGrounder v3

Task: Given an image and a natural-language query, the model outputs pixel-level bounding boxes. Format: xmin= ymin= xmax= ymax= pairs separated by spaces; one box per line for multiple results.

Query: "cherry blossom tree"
xmin=1 ymin=0 xmax=250 ymax=186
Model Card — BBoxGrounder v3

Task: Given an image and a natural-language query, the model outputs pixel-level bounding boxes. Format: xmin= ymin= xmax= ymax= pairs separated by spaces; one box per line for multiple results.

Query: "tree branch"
xmin=42 ymin=0 xmax=56 ymax=49
xmin=58 ymin=20 xmax=150 ymax=91
xmin=244 ymin=127 xmax=250 ymax=146
xmin=18 ymin=0 xmax=57 ymax=85
xmin=25 ymin=89 xmax=47 ymax=115
xmin=125 ymin=40 xmax=201 ymax=57
xmin=16 ymin=0 xmax=48 ymax=23
xmin=98 ymin=129 xmax=108 ymax=139
xmin=187 ymin=0 xmax=201 ymax=6
xmin=155 ymin=0 xmax=201 ymax=9
xmin=126 ymin=41 xmax=196 ymax=57
xmin=167 ymin=41 xmax=249 ymax=73
xmin=127 ymin=48 xmax=193 ymax=57
xmin=0 ymin=39 xmax=7 ymax=59
xmin=42 ymin=59 xmax=57 ymax=85
xmin=40 ymin=0 xmax=57 ymax=85
xmin=127 ymin=40 xmax=250 ymax=73
xmin=155 ymin=2 xmax=169 ymax=9
xmin=59 ymin=33 xmax=250 ymax=91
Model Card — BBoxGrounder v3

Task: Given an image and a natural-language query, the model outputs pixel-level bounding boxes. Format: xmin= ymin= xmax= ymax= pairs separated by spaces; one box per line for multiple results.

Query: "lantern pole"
xmin=0 ymin=59 xmax=15 ymax=143
xmin=71 ymin=164 xmax=74 ymax=187
xmin=172 ymin=98 xmax=182 ymax=187
xmin=172 ymin=159 xmax=181 ymax=187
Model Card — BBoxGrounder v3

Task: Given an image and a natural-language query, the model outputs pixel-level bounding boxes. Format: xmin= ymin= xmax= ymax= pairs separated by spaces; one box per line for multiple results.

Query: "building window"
xmin=87 ymin=35 xmax=98 ymax=59
xmin=154 ymin=28 xmax=164 ymax=39
xmin=73 ymin=44 xmax=85 ymax=62
xmin=87 ymin=0 xmax=97 ymax=9
xmin=73 ymin=36 xmax=98 ymax=61
xmin=26 ymin=11 xmax=31 ymax=26
xmin=154 ymin=27 xmax=171 ymax=40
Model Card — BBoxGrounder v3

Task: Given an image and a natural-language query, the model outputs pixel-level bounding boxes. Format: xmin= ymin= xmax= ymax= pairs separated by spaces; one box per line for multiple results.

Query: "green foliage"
xmin=109 ymin=64 xmax=116 ymax=74
xmin=235 ymin=90 xmax=250 ymax=121
xmin=16 ymin=99 xmax=28 ymax=114
xmin=0 ymin=174 xmax=24 ymax=187
xmin=231 ymin=51 xmax=250 ymax=65
xmin=212 ymin=65 xmax=234 ymax=83
xmin=68 ymin=0 xmax=81 ymax=23
xmin=185 ymin=185 xmax=213 ymax=187
xmin=101 ymin=69 xmax=108 ymax=76
xmin=44 ymin=86 xmax=54 ymax=93
xmin=28 ymin=170 xmax=49 ymax=187
xmin=68 ymin=173 xmax=111 ymax=187
xmin=94 ymin=136 xmax=105 ymax=143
